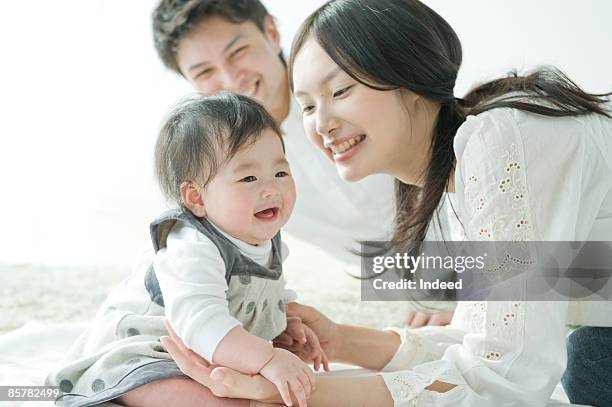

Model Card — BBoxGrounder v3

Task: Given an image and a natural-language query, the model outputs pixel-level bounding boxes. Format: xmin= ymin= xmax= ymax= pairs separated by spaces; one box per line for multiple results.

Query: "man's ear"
xmin=263 ymin=15 xmax=282 ymax=54
xmin=180 ymin=182 xmax=206 ymax=217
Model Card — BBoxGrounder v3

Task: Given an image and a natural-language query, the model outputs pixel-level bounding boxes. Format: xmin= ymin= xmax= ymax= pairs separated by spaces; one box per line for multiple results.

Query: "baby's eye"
xmin=275 ymin=171 xmax=289 ymax=178
xmin=240 ymin=176 xmax=257 ymax=183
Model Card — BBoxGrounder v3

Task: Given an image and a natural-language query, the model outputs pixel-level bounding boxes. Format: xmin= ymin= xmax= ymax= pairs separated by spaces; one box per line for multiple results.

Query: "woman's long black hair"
xmin=288 ymin=0 xmax=611 ymax=253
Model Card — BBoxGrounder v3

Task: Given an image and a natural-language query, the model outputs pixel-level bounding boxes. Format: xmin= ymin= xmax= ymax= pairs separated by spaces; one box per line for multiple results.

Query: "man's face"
xmin=176 ymin=16 xmax=287 ymax=120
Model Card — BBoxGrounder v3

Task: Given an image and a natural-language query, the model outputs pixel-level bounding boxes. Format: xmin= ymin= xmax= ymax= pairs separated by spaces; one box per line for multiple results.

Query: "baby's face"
xmin=202 ymin=129 xmax=296 ymax=245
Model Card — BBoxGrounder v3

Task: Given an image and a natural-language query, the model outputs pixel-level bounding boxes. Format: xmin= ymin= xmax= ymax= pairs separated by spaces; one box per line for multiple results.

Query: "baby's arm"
xmin=214 ymin=327 xmax=315 ymax=407
xmin=153 ymin=222 xmax=242 ymax=363
xmin=154 ymin=223 xmax=313 ymax=406
xmin=212 ymin=325 xmax=274 ymax=374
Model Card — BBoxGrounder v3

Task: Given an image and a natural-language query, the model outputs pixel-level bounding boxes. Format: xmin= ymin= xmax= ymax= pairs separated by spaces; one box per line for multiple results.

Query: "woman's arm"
xmin=280 ymin=376 xmax=395 ymax=407
xmin=280 ymin=302 xmax=401 ymax=369
xmin=332 ymin=324 xmax=401 ymax=370
xmin=162 ymin=323 xmax=396 ymax=406
xmin=163 ymin=318 xmax=454 ymax=407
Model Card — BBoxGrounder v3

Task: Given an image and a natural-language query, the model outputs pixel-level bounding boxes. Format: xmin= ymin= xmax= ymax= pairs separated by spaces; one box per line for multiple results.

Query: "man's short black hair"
xmin=152 ymin=0 xmax=271 ymax=75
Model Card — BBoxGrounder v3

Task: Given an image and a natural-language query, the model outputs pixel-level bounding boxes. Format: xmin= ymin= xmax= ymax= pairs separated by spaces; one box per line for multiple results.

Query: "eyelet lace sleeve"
xmin=377 ymin=108 xmax=579 ymax=406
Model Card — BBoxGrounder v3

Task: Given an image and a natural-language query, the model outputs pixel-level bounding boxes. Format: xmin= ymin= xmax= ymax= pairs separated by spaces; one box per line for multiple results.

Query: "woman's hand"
xmin=404 ymin=308 xmax=454 ymax=328
xmin=274 ymin=303 xmax=340 ymax=363
xmin=160 ymin=320 xmax=280 ymax=403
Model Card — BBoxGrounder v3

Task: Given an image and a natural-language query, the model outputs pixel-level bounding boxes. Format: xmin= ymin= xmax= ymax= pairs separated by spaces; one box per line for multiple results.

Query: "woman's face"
xmin=292 ymin=39 xmax=432 ymax=184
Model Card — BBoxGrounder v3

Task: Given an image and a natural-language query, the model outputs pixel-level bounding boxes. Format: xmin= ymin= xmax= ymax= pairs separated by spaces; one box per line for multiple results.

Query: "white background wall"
xmin=1 ymin=0 xmax=611 ymax=267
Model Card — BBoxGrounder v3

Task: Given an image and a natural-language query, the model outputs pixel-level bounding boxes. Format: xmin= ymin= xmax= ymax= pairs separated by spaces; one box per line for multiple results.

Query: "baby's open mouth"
xmin=254 ymin=207 xmax=279 ymax=220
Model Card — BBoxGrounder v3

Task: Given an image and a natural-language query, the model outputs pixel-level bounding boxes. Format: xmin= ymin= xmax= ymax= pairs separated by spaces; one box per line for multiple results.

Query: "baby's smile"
xmin=254 ymin=206 xmax=280 ymax=221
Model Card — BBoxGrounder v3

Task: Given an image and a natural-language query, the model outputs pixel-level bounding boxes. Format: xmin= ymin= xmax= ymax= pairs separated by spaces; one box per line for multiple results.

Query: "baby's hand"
xmin=259 ymin=347 xmax=315 ymax=407
xmin=274 ymin=317 xmax=330 ymax=372
xmin=301 ymin=324 xmax=330 ymax=372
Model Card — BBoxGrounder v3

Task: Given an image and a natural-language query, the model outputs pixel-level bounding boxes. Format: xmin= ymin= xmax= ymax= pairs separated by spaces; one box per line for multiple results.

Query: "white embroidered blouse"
xmin=378 ymin=105 xmax=612 ymax=406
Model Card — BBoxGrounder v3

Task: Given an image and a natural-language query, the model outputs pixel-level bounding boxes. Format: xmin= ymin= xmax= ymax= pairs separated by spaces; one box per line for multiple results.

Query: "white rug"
xmin=0 ymin=235 xmax=585 ymax=406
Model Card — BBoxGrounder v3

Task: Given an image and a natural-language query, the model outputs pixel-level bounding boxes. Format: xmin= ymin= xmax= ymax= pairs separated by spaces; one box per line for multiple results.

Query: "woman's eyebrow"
xmin=321 ymin=66 xmax=342 ymax=85
xmin=294 ymin=66 xmax=342 ymax=97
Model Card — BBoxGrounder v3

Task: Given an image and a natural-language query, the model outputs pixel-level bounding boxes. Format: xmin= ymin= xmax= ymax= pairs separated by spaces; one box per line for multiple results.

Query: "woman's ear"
xmin=180 ymin=182 xmax=206 ymax=217
xmin=263 ymin=15 xmax=282 ymax=54
xmin=400 ymin=89 xmax=421 ymax=110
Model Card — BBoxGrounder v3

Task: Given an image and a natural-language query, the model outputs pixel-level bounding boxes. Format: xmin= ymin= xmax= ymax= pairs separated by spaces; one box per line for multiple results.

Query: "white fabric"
xmin=0 ymin=322 xmax=122 ymax=407
xmin=153 ymin=219 xmax=294 ymax=362
xmin=281 ymin=97 xmax=397 ymax=266
xmin=323 ymin=363 xmax=587 ymax=407
xmin=378 ymin=107 xmax=612 ymax=406
xmin=0 ymin=324 xmax=582 ymax=407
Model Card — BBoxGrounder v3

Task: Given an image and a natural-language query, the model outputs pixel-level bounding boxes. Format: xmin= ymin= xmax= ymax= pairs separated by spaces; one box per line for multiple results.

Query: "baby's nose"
xmin=262 ymin=188 xmax=279 ymax=199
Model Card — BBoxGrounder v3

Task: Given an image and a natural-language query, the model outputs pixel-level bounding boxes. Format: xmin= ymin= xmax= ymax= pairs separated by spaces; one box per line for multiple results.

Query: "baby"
xmin=149 ymin=92 xmax=326 ymax=407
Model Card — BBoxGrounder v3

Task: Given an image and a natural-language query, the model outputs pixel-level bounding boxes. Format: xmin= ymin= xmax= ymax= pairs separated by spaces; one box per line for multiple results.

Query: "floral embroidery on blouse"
xmin=482 ymin=301 xmax=526 ymax=364
xmin=460 ymin=119 xmax=533 ymax=367
xmin=464 ymin=141 xmax=533 ymax=242
xmin=378 ymin=104 xmax=612 ymax=405
xmin=390 ymin=375 xmax=421 ymax=404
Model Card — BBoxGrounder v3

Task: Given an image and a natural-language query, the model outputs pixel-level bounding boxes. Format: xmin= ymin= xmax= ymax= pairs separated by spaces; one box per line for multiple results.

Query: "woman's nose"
xmin=315 ymin=109 xmax=339 ymax=140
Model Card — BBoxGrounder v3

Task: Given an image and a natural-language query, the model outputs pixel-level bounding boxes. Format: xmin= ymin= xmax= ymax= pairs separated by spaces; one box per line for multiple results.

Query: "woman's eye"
xmin=240 ymin=175 xmax=257 ymax=182
xmin=333 ymin=85 xmax=353 ymax=98
xmin=302 ymin=105 xmax=315 ymax=114
xmin=275 ymin=171 xmax=289 ymax=178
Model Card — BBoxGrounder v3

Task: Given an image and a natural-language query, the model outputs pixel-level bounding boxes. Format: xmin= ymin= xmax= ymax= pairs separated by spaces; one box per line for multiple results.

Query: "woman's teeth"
xmin=330 ymin=134 xmax=366 ymax=155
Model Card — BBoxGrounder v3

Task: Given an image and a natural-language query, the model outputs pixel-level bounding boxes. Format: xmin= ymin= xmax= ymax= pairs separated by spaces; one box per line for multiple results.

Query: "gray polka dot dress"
xmin=45 ymin=209 xmax=290 ymax=406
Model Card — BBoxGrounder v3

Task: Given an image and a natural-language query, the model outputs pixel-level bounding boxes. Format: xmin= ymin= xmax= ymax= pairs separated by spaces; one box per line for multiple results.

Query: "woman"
xmin=162 ymin=0 xmax=612 ymax=405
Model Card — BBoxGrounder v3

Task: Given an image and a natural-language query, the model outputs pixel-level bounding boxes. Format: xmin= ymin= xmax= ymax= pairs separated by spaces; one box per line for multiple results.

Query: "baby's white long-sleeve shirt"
xmin=153 ymin=219 xmax=295 ymax=362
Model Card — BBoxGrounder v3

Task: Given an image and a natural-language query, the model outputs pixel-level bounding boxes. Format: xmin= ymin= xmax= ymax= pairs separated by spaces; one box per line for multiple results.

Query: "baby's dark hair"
xmin=155 ymin=92 xmax=284 ymax=206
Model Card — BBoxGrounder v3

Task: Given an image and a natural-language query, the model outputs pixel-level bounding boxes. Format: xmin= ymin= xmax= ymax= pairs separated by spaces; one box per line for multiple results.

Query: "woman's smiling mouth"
xmin=327 ymin=134 xmax=366 ymax=161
